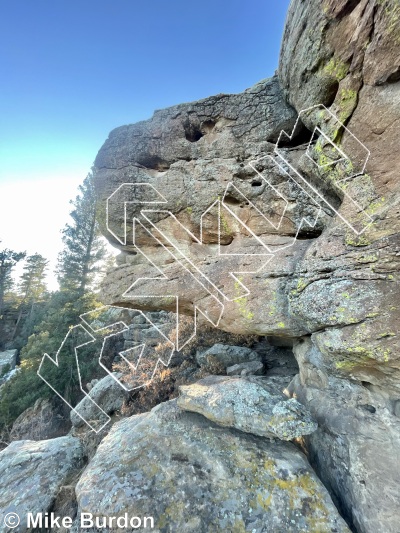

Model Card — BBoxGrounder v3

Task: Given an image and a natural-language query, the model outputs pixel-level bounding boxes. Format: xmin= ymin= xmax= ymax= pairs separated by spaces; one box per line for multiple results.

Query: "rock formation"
xmin=0 ymin=1 xmax=399 ymax=532
xmin=75 ymin=400 xmax=349 ymax=533
xmin=90 ymin=1 xmax=400 ymax=531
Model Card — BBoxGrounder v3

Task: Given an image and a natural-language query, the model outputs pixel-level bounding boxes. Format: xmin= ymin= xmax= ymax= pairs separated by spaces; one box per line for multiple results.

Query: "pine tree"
xmin=11 ymin=254 xmax=48 ymax=340
xmin=56 ymin=172 xmax=106 ymax=295
xmin=19 ymin=254 xmax=48 ymax=303
xmin=0 ymin=247 xmax=26 ymax=318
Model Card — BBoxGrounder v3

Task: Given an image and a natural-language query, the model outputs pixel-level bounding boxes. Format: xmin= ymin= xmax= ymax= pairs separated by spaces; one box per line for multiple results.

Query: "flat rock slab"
xmin=227 ymin=360 xmax=265 ymax=376
xmin=0 ymin=436 xmax=84 ymax=532
xmin=177 ymin=376 xmax=317 ymax=440
xmin=196 ymin=343 xmax=261 ymax=368
xmin=75 ymin=399 xmax=349 ymax=532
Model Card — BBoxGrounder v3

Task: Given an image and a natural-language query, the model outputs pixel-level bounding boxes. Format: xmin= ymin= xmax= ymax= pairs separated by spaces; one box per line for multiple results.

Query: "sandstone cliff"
xmin=1 ymin=1 xmax=399 ymax=532
xmin=92 ymin=1 xmax=400 ymax=531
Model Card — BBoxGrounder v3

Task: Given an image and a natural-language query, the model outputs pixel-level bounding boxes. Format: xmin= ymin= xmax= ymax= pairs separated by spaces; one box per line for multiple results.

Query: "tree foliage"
xmin=56 ymin=172 xmax=106 ymax=296
xmin=0 ymin=247 xmax=26 ymax=317
xmin=0 ymin=173 xmax=111 ymax=437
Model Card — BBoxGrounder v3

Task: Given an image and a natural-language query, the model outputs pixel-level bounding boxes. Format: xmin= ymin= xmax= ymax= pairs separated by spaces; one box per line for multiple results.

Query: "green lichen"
xmin=377 ymin=0 xmax=400 ymax=43
xmin=323 ymin=57 xmax=349 ymax=81
xmin=366 ymin=196 xmax=386 ymax=216
xmin=337 ymin=88 xmax=358 ymax=123
xmin=220 ymin=210 xmax=232 ymax=235
xmin=345 ymin=233 xmax=372 ymax=247
xmin=234 ymin=277 xmax=254 ymax=321
xmin=186 ymin=206 xmax=193 ymax=214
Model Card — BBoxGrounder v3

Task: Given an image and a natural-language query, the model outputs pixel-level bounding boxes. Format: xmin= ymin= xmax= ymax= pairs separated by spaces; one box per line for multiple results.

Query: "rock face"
xmin=70 ymin=373 xmax=128 ymax=428
xmin=90 ymin=1 xmax=400 ymax=531
xmin=10 ymin=398 xmax=70 ymax=441
xmin=75 ymin=400 xmax=349 ymax=533
xmin=0 ymin=436 xmax=84 ymax=533
xmin=288 ymin=337 xmax=400 ymax=533
xmin=227 ymin=360 xmax=264 ymax=376
xmin=177 ymin=376 xmax=317 ymax=441
xmin=196 ymin=343 xmax=261 ymax=368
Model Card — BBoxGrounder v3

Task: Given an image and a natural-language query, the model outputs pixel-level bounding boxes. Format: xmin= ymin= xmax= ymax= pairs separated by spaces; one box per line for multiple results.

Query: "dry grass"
xmin=117 ymin=314 xmax=258 ymax=417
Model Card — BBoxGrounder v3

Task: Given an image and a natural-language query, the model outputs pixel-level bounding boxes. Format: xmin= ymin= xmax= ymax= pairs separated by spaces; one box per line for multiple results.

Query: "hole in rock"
xmin=184 ymin=120 xmax=203 ymax=142
xmin=201 ymin=119 xmax=216 ymax=134
xmin=252 ymin=180 xmax=262 ymax=187
xmin=361 ymin=381 xmax=373 ymax=390
xmin=360 ymin=404 xmax=376 ymax=414
xmin=296 ymin=227 xmax=323 ymax=240
xmin=223 ymin=195 xmax=242 ymax=206
xmin=135 ymin=154 xmax=170 ymax=171
xmin=386 ymin=68 xmax=400 ymax=84
xmin=271 ymin=118 xmax=313 ymax=147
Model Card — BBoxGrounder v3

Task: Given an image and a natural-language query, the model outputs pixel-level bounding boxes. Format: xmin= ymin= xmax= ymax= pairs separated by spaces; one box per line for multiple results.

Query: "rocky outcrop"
xmin=75 ymin=399 xmax=349 ymax=532
xmin=196 ymin=343 xmax=261 ymax=368
xmin=177 ymin=375 xmax=317 ymax=440
xmin=10 ymin=398 xmax=70 ymax=441
xmin=70 ymin=373 xmax=128 ymax=428
xmin=0 ymin=436 xmax=84 ymax=533
xmin=277 ymin=2 xmax=400 ymax=531
xmin=85 ymin=1 xmax=400 ymax=531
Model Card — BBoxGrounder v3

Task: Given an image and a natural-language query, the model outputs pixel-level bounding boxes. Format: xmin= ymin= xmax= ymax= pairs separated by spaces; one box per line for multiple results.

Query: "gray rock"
xmin=289 ymin=337 xmax=400 ymax=533
xmin=177 ymin=375 xmax=317 ymax=441
xmin=226 ymin=360 xmax=264 ymax=376
xmin=70 ymin=372 xmax=128 ymax=428
xmin=0 ymin=436 xmax=84 ymax=533
xmin=75 ymin=399 xmax=349 ymax=532
xmin=0 ymin=349 xmax=17 ymax=374
xmin=196 ymin=343 xmax=260 ymax=368
xmin=10 ymin=398 xmax=70 ymax=441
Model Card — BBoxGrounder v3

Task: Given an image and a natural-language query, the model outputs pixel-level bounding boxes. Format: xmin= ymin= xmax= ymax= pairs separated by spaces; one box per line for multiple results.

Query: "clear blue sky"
xmin=0 ymin=0 xmax=290 ymax=287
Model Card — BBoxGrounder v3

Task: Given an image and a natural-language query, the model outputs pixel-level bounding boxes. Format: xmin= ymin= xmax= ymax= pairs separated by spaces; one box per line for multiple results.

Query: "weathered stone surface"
xmin=75 ymin=399 xmax=349 ymax=532
xmin=70 ymin=373 xmax=128 ymax=428
xmin=0 ymin=436 xmax=84 ymax=533
xmin=10 ymin=398 xmax=70 ymax=441
xmin=93 ymin=75 xmax=334 ymax=338
xmin=277 ymin=3 xmax=400 ymax=530
xmin=92 ymin=1 xmax=400 ymax=530
xmin=288 ymin=336 xmax=400 ymax=533
xmin=196 ymin=343 xmax=260 ymax=368
xmin=226 ymin=360 xmax=264 ymax=376
xmin=177 ymin=376 xmax=317 ymax=441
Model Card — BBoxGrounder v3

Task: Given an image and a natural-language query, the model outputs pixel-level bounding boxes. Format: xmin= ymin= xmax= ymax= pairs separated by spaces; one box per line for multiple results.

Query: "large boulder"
xmin=10 ymin=398 xmax=70 ymax=441
xmin=75 ymin=399 xmax=349 ymax=532
xmin=70 ymin=373 xmax=129 ymax=428
xmin=177 ymin=375 xmax=317 ymax=440
xmin=196 ymin=343 xmax=261 ymax=368
xmin=286 ymin=336 xmax=400 ymax=533
xmin=277 ymin=2 xmax=400 ymax=531
xmin=0 ymin=436 xmax=84 ymax=533
xmin=91 ymin=1 xmax=400 ymax=530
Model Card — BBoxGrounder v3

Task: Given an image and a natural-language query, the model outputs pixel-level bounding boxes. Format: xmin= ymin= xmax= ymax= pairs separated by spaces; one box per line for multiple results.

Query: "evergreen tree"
xmin=56 ymin=172 xmax=106 ymax=296
xmin=11 ymin=254 xmax=48 ymax=340
xmin=0 ymin=247 xmax=26 ymax=318
xmin=19 ymin=254 xmax=48 ymax=303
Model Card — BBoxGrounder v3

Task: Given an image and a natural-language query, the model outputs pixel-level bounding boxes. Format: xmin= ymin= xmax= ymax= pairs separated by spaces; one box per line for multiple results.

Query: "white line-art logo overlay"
xmin=38 ymin=104 xmax=376 ymax=431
